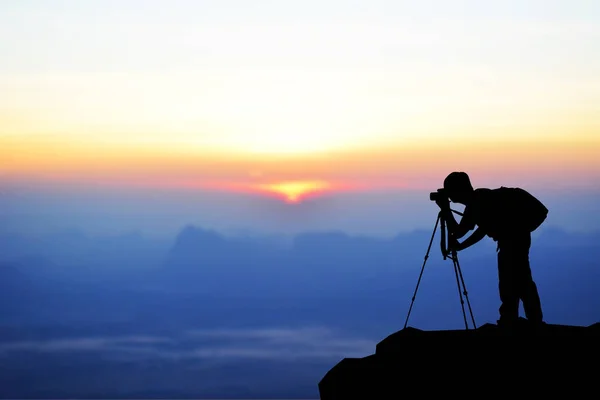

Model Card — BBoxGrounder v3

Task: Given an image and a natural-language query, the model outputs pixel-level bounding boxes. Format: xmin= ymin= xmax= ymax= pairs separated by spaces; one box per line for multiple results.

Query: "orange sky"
xmin=2 ymin=132 xmax=599 ymax=202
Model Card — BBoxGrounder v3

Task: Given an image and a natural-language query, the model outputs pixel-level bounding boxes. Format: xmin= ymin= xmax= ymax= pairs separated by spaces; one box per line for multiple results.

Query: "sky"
xmin=1 ymin=1 xmax=599 ymax=236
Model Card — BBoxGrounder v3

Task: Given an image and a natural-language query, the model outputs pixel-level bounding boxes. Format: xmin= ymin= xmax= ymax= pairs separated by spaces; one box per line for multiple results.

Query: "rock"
xmin=319 ymin=319 xmax=600 ymax=399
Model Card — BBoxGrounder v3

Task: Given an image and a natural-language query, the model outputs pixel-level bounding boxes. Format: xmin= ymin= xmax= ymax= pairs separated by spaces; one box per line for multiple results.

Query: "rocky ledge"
xmin=319 ymin=319 xmax=600 ymax=399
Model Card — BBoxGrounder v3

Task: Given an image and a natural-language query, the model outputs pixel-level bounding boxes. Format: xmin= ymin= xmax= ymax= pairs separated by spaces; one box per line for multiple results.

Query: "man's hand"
xmin=448 ymin=235 xmax=462 ymax=252
xmin=435 ymin=196 xmax=450 ymax=211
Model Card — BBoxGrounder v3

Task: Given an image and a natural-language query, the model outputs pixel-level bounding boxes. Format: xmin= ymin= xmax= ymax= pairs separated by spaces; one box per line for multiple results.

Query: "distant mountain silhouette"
xmin=160 ymin=225 xmax=443 ymax=296
xmin=0 ymin=229 xmax=170 ymax=271
xmin=3 ymin=224 xmax=599 ymax=328
xmin=158 ymin=225 xmax=600 ymax=317
xmin=319 ymin=319 xmax=600 ymax=399
xmin=535 ymin=226 xmax=600 ymax=247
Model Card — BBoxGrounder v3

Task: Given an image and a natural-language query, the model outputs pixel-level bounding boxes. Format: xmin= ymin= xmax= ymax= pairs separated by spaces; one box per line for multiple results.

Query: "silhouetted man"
xmin=436 ymin=172 xmax=547 ymax=328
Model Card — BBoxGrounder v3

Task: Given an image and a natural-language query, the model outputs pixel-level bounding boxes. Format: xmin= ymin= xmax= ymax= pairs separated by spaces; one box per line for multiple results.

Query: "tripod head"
xmin=438 ymin=208 xmax=463 ymax=261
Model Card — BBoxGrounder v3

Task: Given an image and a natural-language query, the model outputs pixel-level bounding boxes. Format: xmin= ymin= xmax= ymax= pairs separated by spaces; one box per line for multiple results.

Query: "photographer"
xmin=433 ymin=172 xmax=547 ymax=329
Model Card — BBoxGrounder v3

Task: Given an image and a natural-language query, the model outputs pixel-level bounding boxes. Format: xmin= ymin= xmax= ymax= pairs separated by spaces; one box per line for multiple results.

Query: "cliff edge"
xmin=319 ymin=319 xmax=600 ymax=399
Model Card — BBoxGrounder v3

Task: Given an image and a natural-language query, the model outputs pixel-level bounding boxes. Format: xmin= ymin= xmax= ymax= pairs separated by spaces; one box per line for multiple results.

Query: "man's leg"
xmin=497 ymin=243 xmax=520 ymax=326
xmin=515 ymin=235 xmax=544 ymax=323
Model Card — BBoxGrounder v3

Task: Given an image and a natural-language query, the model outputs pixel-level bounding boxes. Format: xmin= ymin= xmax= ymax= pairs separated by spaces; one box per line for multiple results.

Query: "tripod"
xmin=403 ymin=209 xmax=477 ymax=330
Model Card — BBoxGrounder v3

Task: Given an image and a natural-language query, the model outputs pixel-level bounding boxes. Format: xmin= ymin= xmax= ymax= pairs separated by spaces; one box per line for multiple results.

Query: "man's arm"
xmin=454 ymin=227 xmax=486 ymax=251
xmin=436 ymin=198 xmax=471 ymax=239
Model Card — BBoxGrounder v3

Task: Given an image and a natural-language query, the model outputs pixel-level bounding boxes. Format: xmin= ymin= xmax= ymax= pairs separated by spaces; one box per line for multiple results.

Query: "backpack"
xmin=492 ymin=187 xmax=549 ymax=233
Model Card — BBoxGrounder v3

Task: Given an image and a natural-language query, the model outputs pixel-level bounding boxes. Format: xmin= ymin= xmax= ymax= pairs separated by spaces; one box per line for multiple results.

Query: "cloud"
xmin=0 ymin=335 xmax=174 ymax=353
xmin=181 ymin=326 xmax=376 ymax=360
xmin=0 ymin=327 xmax=376 ymax=362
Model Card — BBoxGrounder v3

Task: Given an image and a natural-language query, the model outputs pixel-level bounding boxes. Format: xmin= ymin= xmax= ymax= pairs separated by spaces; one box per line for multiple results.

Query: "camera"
xmin=429 ymin=188 xmax=447 ymax=202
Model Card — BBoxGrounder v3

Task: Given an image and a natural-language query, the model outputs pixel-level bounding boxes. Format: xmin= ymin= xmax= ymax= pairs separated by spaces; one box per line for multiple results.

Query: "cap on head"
xmin=443 ymin=172 xmax=473 ymax=194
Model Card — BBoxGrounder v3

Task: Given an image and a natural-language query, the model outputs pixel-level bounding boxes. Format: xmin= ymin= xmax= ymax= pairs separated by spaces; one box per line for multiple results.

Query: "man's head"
xmin=443 ymin=172 xmax=474 ymax=204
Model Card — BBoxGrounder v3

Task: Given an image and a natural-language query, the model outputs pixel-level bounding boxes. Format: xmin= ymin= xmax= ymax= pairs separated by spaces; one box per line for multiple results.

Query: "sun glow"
xmin=254 ymin=180 xmax=332 ymax=203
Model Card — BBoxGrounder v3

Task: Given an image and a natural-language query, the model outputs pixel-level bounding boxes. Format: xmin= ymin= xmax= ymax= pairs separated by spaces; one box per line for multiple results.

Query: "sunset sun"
xmin=255 ymin=180 xmax=332 ymax=203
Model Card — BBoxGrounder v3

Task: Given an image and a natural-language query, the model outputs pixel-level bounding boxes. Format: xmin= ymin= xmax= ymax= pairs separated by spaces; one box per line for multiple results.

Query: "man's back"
xmin=465 ymin=187 xmax=548 ymax=241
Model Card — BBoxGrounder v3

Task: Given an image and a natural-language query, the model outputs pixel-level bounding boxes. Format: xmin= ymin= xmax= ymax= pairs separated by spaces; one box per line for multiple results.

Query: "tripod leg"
xmin=404 ymin=214 xmax=440 ymax=329
xmin=453 ymin=252 xmax=477 ymax=329
xmin=452 ymin=257 xmax=469 ymax=330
